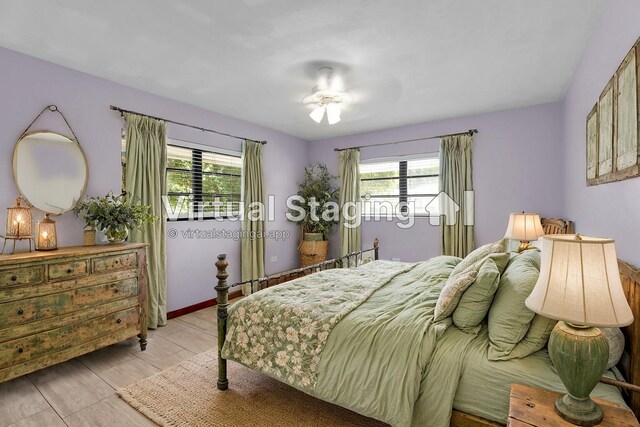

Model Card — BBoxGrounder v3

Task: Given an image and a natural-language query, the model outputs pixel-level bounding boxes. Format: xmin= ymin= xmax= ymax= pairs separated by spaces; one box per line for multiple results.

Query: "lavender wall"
xmin=309 ymin=102 xmax=565 ymax=261
xmin=4 ymin=0 xmax=637 ymax=313
xmin=0 ymin=46 xmax=308 ymax=311
xmin=562 ymin=0 xmax=640 ymax=266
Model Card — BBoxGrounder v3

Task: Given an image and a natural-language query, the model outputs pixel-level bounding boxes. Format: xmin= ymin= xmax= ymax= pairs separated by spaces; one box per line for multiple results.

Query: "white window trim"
xmin=360 ymin=151 xmax=440 ymax=218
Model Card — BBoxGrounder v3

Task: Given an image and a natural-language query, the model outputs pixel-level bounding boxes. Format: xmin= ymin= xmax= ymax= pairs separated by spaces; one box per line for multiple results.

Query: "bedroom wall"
xmin=561 ymin=0 xmax=640 ymax=266
xmin=0 ymin=46 xmax=308 ymax=312
xmin=309 ymin=102 xmax=565 ymax=262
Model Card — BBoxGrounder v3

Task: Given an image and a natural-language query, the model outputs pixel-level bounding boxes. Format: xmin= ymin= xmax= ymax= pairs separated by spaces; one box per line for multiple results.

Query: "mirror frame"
xmin=12 ymin=130 xmax=89 ymax=214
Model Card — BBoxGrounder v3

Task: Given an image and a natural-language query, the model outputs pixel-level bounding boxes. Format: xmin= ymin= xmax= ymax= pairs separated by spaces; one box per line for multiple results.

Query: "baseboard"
xmin=167 ymin=289 xmax=243 ymax=319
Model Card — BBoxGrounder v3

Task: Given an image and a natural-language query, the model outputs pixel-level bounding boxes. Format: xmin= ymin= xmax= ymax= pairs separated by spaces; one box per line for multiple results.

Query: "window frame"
xmin=166 ymin=142 xmax=242 ymax=221
xmin=360 ymin=153 xmax=440 ymax=217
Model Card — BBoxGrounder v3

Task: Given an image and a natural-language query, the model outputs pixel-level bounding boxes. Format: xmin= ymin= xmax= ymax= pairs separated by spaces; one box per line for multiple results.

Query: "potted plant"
xmin=288 ymin=163 xmax=339 ymax=266
xmin=74 ymin=192 xmax=155 ymax=243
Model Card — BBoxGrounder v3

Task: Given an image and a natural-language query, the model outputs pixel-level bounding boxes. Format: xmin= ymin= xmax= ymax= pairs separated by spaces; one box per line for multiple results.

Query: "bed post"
xmin=215 ymin=254 xmax=229 ymax=391
xmin=374 ymin=238 xmax=379 ymax=261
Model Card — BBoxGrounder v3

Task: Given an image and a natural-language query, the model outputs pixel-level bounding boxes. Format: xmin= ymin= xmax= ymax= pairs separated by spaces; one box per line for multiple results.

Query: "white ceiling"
xmin=0 ymin=0 xmax=603 ymax=141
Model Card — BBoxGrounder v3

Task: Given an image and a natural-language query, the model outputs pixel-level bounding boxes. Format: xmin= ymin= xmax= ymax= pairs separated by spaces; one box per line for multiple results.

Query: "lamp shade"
xmin=525 ymin=235 xmax=633 ymax=328
xmin=504 ymin=212 xmax=544 ymax=242
xmin=309 ymin=106 xmax=325 ymax=123
xmin=6 ymin=197 xmax=32 ymax=239
xmin=326 ymin=103 xmax=341 ymax=125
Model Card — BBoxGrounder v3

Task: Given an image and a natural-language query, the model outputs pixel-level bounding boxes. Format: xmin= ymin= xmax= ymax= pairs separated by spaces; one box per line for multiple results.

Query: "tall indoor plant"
xmin=288 ymin=163 xmax=339 ymax=266
xmin=74 ymin=192 xmax=155 ymax=243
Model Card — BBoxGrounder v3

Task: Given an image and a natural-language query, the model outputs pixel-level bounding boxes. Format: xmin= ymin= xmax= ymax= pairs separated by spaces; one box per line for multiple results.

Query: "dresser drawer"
xmin=92 ymin=252 xmax=137 ymax=274
xmin=0 ymin=269 xmax=138 ymax=304
xmin=0 ymin=306 xmax=139 ymax=369
xmin=0 ymin=278 xmax=138 ymax=328
xmin=0 ymin=267 xmax=44 ymax=287
xmin=48 ymin=260 xmax=88 ymax=281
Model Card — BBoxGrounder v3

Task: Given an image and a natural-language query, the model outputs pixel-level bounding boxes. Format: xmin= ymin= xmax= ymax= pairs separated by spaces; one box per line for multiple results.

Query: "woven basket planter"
xmin=299 ymin=239 xmax=329 ymax=267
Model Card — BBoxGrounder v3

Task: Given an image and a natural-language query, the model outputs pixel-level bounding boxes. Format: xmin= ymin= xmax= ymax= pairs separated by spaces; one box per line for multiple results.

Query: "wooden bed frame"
xmin=214 ymin=240 xmax=640 ymax=426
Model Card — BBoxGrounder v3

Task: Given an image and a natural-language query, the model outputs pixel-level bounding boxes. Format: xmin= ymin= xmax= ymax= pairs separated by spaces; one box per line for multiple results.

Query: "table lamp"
xmin=504 ymin=212 xmax=545 ymax=252
xmin=525 ymin=235 xmax=633 ymax=426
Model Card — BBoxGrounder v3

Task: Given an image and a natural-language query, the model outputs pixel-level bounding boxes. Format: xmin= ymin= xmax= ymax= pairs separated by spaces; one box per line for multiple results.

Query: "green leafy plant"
xmin=74 ymin=192 xmax=155 ymax=235
xmin=288 ymin=163 xmax=339 ymax=240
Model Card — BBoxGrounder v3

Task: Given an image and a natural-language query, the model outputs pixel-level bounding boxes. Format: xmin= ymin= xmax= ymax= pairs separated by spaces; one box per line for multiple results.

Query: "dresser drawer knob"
xmin=66 ymin=269 xmax=72 ymax=274
xmin=114 ymin=260 xmax=119 ymax=264
xmin=114 ymin=288 xmax=120 ymax=294
xmin=116 ymin=319 xmax=122 ymax=324
xmin=11 ymin=276 xmax=17 ymax=281
xmin=17 ymin=309 xmax=24 ymax=315
xmin=17 ymin=348 xmax=23 ymax=354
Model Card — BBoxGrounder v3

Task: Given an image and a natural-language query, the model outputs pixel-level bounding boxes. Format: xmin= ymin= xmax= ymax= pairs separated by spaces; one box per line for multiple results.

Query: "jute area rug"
xmin=118 ymin=349 xmax=388 ymax=427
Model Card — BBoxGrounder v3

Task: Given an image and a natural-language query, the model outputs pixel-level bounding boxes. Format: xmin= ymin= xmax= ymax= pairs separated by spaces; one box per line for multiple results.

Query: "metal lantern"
xmin=6 ymin=197 xmax=32 ymax=239
xmin=36 ymin=214 xmax=58 ymax=251
xmin=1 ymin=196 xmax=33 ymax=254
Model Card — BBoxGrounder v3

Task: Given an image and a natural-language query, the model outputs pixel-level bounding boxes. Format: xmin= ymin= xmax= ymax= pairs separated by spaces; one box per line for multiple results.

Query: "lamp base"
xmin=549 ymin=322 xmax=609 ymax=426
xmin=555 ymin=394 xmax=603 ymax=426
xmin=517 ymin=241 xmax=535 ymax=253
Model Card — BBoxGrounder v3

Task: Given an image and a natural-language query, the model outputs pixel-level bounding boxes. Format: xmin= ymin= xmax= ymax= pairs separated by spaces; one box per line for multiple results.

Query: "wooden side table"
xmin=508 ymin=384 xmax=639 ymax=427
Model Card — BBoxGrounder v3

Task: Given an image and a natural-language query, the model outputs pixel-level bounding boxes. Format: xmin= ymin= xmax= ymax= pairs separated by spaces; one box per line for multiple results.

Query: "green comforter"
xmin=223 ymin=256 xmax=465 ymax=427
xmin=221 ymin=257 xmax=629 ymax=427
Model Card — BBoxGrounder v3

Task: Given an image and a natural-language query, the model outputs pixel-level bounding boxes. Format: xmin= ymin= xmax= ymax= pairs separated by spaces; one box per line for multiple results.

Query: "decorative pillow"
xmin=452 ymin=253 xmax=511 ymax=333
xmin=434 ymin=266 xmax=478 ymax=321
xmin=602 ymin=327 xmax=625 ymax=370
xmin=487 ymin=249 xmax=541 ymax=361
xmin=450 ymin=238 xmax=508 ymax=277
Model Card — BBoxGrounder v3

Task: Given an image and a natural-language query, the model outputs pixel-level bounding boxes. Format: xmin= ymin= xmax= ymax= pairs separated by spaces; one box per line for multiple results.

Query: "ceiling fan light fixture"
xmin=309 ymin=105 xmax=325 ymax=123
xmin=326 ymin=103 xmax=341 ymax=125
xmin=303 ymin=67 xmax=351 ymax=125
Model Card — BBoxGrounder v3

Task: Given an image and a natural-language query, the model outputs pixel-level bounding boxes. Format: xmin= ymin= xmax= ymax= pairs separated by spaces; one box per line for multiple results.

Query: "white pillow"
xmin=602 ymin=327 xmax=625 ymax=370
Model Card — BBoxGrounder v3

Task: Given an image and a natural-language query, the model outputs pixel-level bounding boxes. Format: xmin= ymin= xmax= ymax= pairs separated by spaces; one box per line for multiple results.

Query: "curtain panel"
xmin=241 ymin=140 xmax=266 ymax=295
xmin=439 ymin=134 xmax=474 ymax=258
xmin=124 ymin=113 xmax=168 ymax=329
xmin=338 ymin=149 xmax=361 ymax=259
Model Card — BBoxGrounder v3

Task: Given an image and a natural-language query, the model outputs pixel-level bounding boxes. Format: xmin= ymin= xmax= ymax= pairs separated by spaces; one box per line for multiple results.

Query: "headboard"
xmin=619 ymin=259 xmax=640 ymax=418
xmin=541 ymin=217 xmax=575 ymax=235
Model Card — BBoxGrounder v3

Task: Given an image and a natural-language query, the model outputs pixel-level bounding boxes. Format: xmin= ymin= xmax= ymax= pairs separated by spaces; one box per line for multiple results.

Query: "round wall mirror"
xmin=13 ymin=131 xmax=88 ymax=215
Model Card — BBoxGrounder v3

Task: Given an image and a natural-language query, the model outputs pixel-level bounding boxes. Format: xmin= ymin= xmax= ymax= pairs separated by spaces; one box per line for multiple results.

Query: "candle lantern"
xmin=36 ymin=214 xmax=57 ymax=251
xmin=6 ymin=197 xmax=32 ymax=239
xmin=1 ymin=197 xmax=33 ymax=254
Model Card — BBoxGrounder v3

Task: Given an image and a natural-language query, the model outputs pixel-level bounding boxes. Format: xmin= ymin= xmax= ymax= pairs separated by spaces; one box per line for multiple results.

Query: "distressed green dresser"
xmin=0 ymin=243 xmax=148 ymax=382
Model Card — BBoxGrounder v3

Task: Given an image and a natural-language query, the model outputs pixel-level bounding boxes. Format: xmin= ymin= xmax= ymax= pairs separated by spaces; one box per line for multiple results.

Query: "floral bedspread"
xmin=221 ymin=261 xmax=417 ymax=393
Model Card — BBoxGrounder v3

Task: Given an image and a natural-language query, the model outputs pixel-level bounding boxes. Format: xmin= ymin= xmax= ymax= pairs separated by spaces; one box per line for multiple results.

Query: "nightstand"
xmin=508 ymin=384 xmax=640 ymax=427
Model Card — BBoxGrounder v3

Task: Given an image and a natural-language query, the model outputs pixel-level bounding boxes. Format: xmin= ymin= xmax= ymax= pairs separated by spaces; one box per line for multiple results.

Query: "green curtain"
xmin=339 ymin=149 xmax=361 ymax=259
xmin=439 ymin=134 xmax=474 ymax=258
xmin=124 ymin=113 xmax=167 ymax=329
xmin=241 ymin=140 xmax=265 ymax=295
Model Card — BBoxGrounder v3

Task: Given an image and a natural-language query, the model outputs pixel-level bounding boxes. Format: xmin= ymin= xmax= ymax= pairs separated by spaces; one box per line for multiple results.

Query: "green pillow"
xmin=503 ymin=314 xmax=557 ymax=360
xmin=435 ymin=240 xmax=509 ymax=322
xmin=487 ymin=249 xmax=541 ymax=361
xmin=453 ymin=253 xmax=511 ymax=334
xmin=434 ymin=266 xmax=478 ymax=321
xmin=450 ymin=238 xmax=508 ymax=277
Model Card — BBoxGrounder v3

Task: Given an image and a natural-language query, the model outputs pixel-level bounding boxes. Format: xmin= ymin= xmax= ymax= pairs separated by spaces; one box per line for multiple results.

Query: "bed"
xmin=213 ymin=239 xmax=640 ymax=426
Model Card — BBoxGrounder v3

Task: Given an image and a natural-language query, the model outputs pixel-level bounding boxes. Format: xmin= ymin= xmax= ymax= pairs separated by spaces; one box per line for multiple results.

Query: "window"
xmin=360 ymin=155 xmax=439 ymax=216
xmin=166 ymin=143 xmax=242 ymax=220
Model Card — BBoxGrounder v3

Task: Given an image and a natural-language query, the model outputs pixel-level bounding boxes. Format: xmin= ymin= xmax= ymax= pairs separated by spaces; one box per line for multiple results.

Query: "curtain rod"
xmin=110 ymin=105 xmax=267 ymax=144
xmin=333 ymin=129 xmax=477 ymax=152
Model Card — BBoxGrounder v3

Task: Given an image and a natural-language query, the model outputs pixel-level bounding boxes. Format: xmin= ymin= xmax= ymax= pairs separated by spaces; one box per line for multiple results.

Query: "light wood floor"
xmin=0 ymin=306 xmax=221 ymax=427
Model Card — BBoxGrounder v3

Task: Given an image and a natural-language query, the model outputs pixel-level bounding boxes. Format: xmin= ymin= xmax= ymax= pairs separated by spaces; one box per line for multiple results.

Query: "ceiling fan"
xmin=302 ymin=67 xmax=352 ymax=125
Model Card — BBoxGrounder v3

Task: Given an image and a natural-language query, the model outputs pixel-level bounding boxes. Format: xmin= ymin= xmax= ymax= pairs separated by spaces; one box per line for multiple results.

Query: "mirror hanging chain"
xmin=20 ymin=105 xmax=81 ymax=144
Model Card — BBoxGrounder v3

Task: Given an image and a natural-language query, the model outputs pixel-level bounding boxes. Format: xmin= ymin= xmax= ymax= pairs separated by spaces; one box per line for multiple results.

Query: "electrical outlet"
xmin=270 ymin=256 xmax=278 ymax=263
xmin=392 ymin=257 xmax=401 ymax=262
